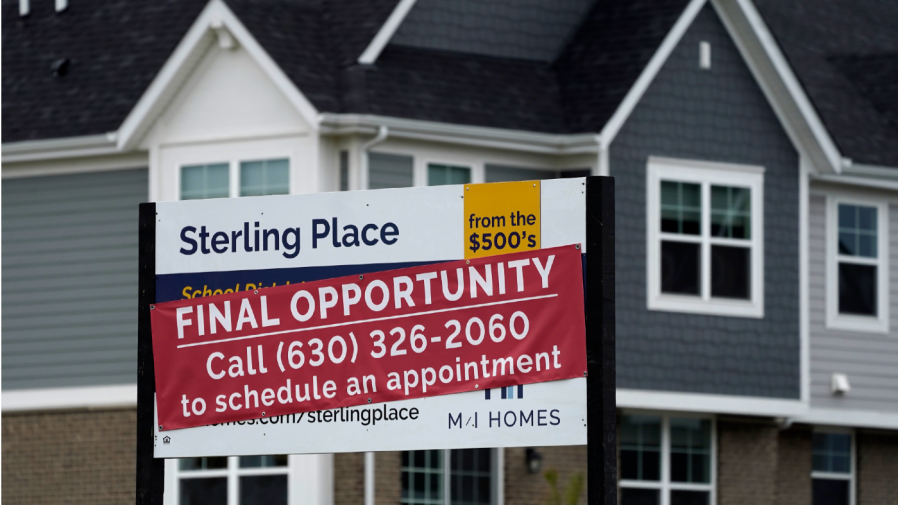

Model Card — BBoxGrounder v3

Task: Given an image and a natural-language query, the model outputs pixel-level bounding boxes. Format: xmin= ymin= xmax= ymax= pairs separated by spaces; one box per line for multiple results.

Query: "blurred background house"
xmin=3 ymin=0 xmax=898 ymax=504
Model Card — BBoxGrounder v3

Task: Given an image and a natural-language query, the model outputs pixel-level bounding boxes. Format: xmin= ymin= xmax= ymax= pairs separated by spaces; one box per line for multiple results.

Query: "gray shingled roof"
xmin=754 ymin=0 xmax=898 ymax=167
xmin=1 ymin=0 xmax=398 ymax=143
xmin=5 ymin=0 xmax=895 ymax=167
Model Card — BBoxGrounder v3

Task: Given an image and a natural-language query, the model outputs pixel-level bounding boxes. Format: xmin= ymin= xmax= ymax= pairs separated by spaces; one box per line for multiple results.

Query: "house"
xmin=3 ymin=0 xmax=897 ymax=504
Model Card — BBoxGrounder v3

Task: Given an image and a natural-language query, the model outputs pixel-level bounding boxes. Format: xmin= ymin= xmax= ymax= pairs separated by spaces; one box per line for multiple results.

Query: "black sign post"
xmin=135 ymin=177 xmax=616 ymax=505
xmin=137 ymin=202 xmax=162 ymax=505
xmin=586 ymin=177 xmax=617 ymax=504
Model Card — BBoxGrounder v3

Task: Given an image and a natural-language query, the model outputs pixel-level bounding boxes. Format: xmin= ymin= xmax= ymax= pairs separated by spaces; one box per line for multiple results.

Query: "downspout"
xmin=359 ymin=126 xmax=389 ymax=190
xmin=360 ymin=126 xmax=388 ymax=505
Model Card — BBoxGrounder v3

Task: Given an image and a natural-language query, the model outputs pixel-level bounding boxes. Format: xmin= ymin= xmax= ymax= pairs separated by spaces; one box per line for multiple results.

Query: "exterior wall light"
xmin=526 ymin=447 xmax=543 ymax=474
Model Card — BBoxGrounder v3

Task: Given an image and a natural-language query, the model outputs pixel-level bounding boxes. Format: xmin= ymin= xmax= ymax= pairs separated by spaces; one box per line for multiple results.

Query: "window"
xmin=812 ymin=431 xmax=854 ymax=505
xmin=428 ymin=164 xmax=471 ymax=186
xmin=339 ymin=150 xmax=349 ymax=191
xmin=619 ymin=414 xmax=715 ymax=505
xmin=826 ymin=197 xmax=889 ymax=333
xmin=179 ymin=158 xmax=290 ymax=200
xmin=173 ymin=455 xmax=289 ymax=505
xmin=181 ymin=163 xmax=230 ymax=200
xmin=647 ymin=158 xmax=764 ymax=318
xmin=369 ymin=152 xmax=414 ymax=189
xmin=240 ymin=159 xmax=290 ymax=197
xmin=402 ymin=449 xmax=498 ymax=505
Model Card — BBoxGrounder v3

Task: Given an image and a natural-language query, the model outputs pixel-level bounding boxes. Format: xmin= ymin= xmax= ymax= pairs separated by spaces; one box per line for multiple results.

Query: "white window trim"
xmin=618 ymin=411 xmax=717 ymax=505
xmin=810 ymin=427 xmax=856 ymax=505
xmin=164 ymin=455 xmax=310 ymax=505
xmin=825 ymin=195 xmax=890 ymax=333
xmin=646 ymin=157 xmax=765 ymax=318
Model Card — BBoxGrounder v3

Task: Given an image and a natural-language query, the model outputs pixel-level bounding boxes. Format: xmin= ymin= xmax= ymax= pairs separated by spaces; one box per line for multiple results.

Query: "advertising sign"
xmin=138 ymin=177 xmax=613 ymax=471
xmin=151 ymin=246 xmax=586 ymax=430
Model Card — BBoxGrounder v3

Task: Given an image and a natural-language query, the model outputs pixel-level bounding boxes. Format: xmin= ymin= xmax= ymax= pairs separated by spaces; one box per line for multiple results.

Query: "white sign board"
xmin=152 ymin=179 xmax=587 ymax=457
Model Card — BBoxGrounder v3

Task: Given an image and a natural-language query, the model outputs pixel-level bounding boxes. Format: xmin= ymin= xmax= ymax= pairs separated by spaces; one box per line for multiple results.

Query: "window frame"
xmin=400 ymin=448 xmax=504 ymax=505
xmin=178 ymin=157 xmax=291 ymax=201
xmin=422 ymin=159 xmax=476 ymax=187
xmin=618 ymin=411 xmax=717 ymax=505
xmin=825 ymin=195 xmax=890 ymax=333
xmin=647 ymin=157 xmax=765 ymax=318
xmin=163 ymin=455 xmax=304 ymax=505
xmin=810 ymin=428 xmax=856 ymax=505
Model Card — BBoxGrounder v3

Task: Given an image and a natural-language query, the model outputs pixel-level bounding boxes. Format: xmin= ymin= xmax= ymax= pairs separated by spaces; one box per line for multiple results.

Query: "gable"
xmin=147 ymin=43 xmax=311 ymax=146
xmin=611 ymin=3 xmax=801 ymax=399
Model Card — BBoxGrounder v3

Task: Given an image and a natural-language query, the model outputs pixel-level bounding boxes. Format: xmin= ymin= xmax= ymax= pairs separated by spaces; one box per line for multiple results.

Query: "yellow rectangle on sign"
xmin=464 ymin=180 xmax=540 ymax=259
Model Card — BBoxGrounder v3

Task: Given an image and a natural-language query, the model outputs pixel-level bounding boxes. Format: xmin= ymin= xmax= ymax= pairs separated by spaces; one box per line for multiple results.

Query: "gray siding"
xmin=2 ymin=169 xmax=147 ymax=390
xmin=809 ymin=195 xmax=898 ymax=412
xmin=368 ymin=152 xmax=413 ymax=189
xmin=611 ymin=5 xmax=800 ymax=398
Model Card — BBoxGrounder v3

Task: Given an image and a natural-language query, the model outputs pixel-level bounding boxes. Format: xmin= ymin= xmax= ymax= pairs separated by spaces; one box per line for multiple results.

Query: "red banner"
xmin=151 ymin=245 xmax=586 ymax=430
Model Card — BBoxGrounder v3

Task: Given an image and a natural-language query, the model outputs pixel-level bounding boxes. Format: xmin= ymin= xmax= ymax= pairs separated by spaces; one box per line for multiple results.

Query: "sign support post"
xmin=586 ymin=177 xmax=616 ymax=505
xmin=137 ymin=202 xmax=163 ymax=505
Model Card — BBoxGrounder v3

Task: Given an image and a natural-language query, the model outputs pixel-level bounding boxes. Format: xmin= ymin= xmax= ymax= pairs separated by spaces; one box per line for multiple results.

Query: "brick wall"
xmin=375 ymin=451 xmax=402 ymax=505
xmin=2 ymin=408 xmax=136 ymax=505
xmin=335 ymin=452 xmax=364 ymax=505
xmin=504 ymin=446 xmax=587 ymax=505
xmin=717 ymin=418 xmax=779 ymax=505
xmin=774 ymin=425 xmax=811 ymax=505
xmin=857 ymin=430 xmax=898 ymax=505
xmin=334 ymin=451 xmax=402 ymax=505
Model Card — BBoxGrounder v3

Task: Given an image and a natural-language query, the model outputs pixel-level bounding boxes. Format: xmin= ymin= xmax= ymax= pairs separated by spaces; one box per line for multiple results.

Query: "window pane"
xmin=429 ymin=164 xmax=471 ymax=186
xmin=485 ymin=165 xmax=557 ymax=182
xmin=450 ymin=449 xmax=491 ymax=505
xmin=661 ymin=241 xmax=700 ymax=295
xmin=181 ymin=164 xmax=229 ymax=200
xmin=671 ymin=490 xmax=709 ymax=505
xmin=812 ymin=479 xmax=850 ymax=505
xmin=812 ymin=433 xmax=852 ymax=473
xmin=179 ymin=457 xmax=228 ymax=471
xmin=711 ymin=185 xmax=751 ymax=239
xmin=838 ymin=204 xmax=877 ymax=258
xmin=620 ymin=488 xmax=659 ymax=505
xmin=239 ymin=455 xmax=288 ymax=468
xmin=711 ymin=245 xmax=750 ymax=299
xmin=661 ymin=181 xmax=701 ymax=235
xmin=620 ymin=415 xmax=661 ymax=481
xmin=340 ymin=150 xmax=349 ymax=191
xmin=838 ymin=263 xmax=877 ymax=316
xmin=402 ymin=450 xmax=443 ymax=505
xmin=670 ymin=418 xmax=711 ymax=483
xmin=240 ymin=159 xmax=289 ymax=197
xmin=180 ymin=477 xmax=227 ymax=505
xmin=369 ymin=153 xmax=414 ymax=189
xmin=240 ymin=475 xmax=287 ymax=505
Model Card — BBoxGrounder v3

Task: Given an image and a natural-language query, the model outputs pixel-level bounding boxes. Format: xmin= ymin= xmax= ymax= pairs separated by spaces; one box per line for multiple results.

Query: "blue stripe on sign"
xmin=485 ymin=389 xmax=491 ymax=400
xmin=501 ymin=387 xmax=507 ymax=399
xmin=155 ymin=261 xmax=445 ymax=303
xmin=518 ymin=384 xmax=524 ymax=399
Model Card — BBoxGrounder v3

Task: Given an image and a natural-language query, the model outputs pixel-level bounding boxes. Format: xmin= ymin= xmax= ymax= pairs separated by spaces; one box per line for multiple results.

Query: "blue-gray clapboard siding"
xmin=2 ymin=169 xmax=147 ymax=390
xmin=611 ymin=4 xmax=800 ymax=398
xmin=809 ymin=195 xmax=898 ymax=412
